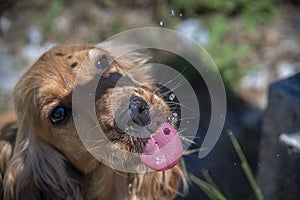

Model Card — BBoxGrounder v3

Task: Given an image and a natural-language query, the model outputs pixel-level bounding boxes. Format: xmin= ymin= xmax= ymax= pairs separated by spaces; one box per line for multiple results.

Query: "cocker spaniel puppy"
xmin=0 ymin=43 xmax=187 ymax=200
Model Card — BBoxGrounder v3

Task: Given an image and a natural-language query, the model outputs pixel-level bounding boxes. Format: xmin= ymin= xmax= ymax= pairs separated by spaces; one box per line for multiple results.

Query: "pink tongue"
xmin=140 ymin=123 xmax=183 ymax=171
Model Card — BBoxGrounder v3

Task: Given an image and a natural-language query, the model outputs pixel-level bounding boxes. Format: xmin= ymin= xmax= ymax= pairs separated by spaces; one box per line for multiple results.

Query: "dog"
xmin=0 ymin=43 xmax=187 ymax=200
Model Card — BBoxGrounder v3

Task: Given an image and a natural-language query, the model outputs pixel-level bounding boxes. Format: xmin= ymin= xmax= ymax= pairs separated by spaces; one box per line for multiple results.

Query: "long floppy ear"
xmin=2 ymin=75 xmax=83 ymax=200
xmin=3 ymin=117 xmax=83 ymax=200
xmin=0 ymin=121 xmax=17 ymax=198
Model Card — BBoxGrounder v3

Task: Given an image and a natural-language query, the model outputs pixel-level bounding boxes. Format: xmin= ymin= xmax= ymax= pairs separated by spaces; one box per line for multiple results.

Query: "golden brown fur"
xmin=0 ymin=43 xmax=187 ymax=199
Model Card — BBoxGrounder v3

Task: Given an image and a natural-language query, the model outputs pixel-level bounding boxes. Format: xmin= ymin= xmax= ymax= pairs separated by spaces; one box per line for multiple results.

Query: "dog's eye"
xmin=95 ymin=56 xmax=109 ymax=70
xmin=51 ymin=106 xmax=69 ymax=124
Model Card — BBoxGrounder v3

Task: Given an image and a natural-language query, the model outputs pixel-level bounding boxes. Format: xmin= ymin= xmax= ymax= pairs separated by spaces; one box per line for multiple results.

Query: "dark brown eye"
xmin=51 ymin=106 xmax=70 ymax=124
xmin=95 ymin=56 xmax=109 ymax=70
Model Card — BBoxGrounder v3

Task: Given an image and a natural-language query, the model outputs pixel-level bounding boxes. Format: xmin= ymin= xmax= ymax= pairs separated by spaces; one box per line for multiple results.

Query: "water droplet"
xmin=159 ymin=20 xmax=164 ymax=26
xmin=233 ymin=162 xmax=237 ymax=166
xmin=179 ymin=13 xmax=183 ymax=17
xmin=169 ymin=93 xmax=175 ymax=101
xmin=170 ymin=112 xmax=179 ymax=124
xmin=155 ymin=154 xmax=167 ymax=165
xmin=276 ymin=153 xmax=280 ymax=157
xmin=169 ymin=9 xmax=175 ymax=17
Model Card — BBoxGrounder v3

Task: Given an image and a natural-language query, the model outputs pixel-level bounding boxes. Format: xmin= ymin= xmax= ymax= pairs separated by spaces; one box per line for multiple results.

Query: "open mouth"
xmin=114 ymin=119 xmax=182 ymax=171
xmin=113 ymin=88 xmax=183 ymax=171
xmin=140 ymin=122 xmax=182 ymax=171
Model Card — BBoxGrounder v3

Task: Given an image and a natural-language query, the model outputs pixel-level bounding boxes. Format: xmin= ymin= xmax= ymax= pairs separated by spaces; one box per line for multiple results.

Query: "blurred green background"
xmin=0 ymin=0 xmax=300 ymax=199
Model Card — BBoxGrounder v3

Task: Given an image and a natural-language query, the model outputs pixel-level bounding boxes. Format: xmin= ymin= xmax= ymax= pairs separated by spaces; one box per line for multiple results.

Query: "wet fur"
xmin=0 ymin=43 xmax=187 ymax=199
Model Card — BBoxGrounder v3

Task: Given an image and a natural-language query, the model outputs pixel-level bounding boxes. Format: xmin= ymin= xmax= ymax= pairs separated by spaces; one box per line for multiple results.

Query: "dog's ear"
xmin=2 ymin=74 xmax=83 ymax=199
xmin=0 ymin=122 xmax=17 ymax=198
xmin=3 ymin=117 xmax=82 ymax=200
xmin=96 ymin=41 xmax=154 ymax=86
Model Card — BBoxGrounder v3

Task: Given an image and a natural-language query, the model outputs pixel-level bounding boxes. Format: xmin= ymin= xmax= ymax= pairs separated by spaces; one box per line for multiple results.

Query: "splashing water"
xmin=169 ymin=93 xmax=175 ymax=101
xmin=168 ymin=112 xmax=179 ymax=126
xmin=169 ymin=10 xmax=175 ymax=17
xmin=171 ymin=112 xmax=179 ymax=124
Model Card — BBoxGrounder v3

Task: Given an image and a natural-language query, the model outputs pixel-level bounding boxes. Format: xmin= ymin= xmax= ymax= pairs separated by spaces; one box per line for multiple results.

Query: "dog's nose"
xmin=129 ymin=96 xmax=151 ymax=126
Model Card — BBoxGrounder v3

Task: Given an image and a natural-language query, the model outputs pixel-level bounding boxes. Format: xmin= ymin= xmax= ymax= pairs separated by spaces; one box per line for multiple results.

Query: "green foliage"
xmin=207 ymin=15 xmax=251 ymax=90
xmin=172 ymin=0 xmax=275 ymax=25
xmin=168 ymin=0 xmax=275 ymax=90
xmin=96 ymin=0 xmax=110 ymax=7
xmin=190 ymin=174 xmax=228 ymax=200
xmin=43 ymin=0 xmax=64 ymax=32
xmin=227 ymin=130 xmax=264 ymax=200
xmin=20 ymin=0 xmax=276 ymax=91
xmin=27 ymin=0 xmax=65 ymax=41
xmin=190 ymin=130 xmax=264 ymax=200
xmin=239 ymin=0 xmax=275 ymax=30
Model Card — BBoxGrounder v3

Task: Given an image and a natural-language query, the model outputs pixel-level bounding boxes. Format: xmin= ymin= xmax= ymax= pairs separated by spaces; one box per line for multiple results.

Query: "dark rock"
xmin=258 ymin=73 xmax=300 ymax=200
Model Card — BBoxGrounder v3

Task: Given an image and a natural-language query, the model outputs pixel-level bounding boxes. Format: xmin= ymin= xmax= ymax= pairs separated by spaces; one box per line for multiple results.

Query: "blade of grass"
xmin=190 ymin=174 xmax=227 ymax=200
xmin=203 ymin=170 xmax=223 ymax=193
xmin=227 ymin=130 xmax=264 ymax=200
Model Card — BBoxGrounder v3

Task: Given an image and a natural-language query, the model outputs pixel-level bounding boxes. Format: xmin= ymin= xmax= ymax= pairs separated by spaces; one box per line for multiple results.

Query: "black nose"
xmin=129 ymin=96 xmax=151 ymax=127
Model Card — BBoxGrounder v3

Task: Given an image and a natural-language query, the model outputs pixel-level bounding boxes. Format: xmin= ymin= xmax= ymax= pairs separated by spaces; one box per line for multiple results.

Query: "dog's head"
xmin=13 ymin=43 xmax=183 ymax=173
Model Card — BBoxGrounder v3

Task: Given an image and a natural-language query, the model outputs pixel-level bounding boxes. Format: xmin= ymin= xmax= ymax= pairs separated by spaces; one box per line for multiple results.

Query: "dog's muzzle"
xmin=113 ymin=95 xmax=154 ymax=137
xmin=112 ymin=89 xmax=183 ymax=171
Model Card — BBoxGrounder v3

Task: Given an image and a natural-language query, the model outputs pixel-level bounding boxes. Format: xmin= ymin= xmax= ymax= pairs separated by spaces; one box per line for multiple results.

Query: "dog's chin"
xmin=113 ymin=119 xmax=183 ymax=171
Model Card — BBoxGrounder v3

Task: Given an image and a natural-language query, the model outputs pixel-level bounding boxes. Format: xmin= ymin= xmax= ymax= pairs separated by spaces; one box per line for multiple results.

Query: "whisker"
xmin=183 ymin=148 xmax=199 ymax=155
xmin=81 ymin=139 xmax=105 ymax=148
xmin=153 ymin=70 xmax=169 ymax=93
xmin=86 ymin=145 xmax=105 ymax=151
xmin=108 ymin=152 xmax=114 ymax=171
xmin=153 ymin=67 xmax=167 ymax=85
xmin=179 ymin=116 xmax=196 ymax=120
xmin=178 ymin=128 xmax=188 ymax=134
xmin=80 ymin=139 xmax=105 ymax=142
xmin=158 ymin=81 xmax=183 ymax=98
xmin=181 ymin=136 xmax=201 ymax=139
xmin=121 ymin=154 xmax=126 ymax=173
xmin=164 ymin=102 xmax=193 ymax=111
xmin=110 ymin=150 xmax=128 ymax=177
xmin=180 ymin=136 xmax=196 ymax=145
xmin=130 ymin=136 xmax=138 ymax=153
xmin=154 ymin=66 xmax=187 ymax=94
xmin=87 ymin=124 xmax=102 ymax=134
xmin=183 ymin=147 xmax=209 ymax=155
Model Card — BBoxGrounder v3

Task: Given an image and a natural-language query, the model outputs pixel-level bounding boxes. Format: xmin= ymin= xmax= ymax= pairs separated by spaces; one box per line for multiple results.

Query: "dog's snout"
xmin=129 ymin=96 xmax=151 ymax=127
